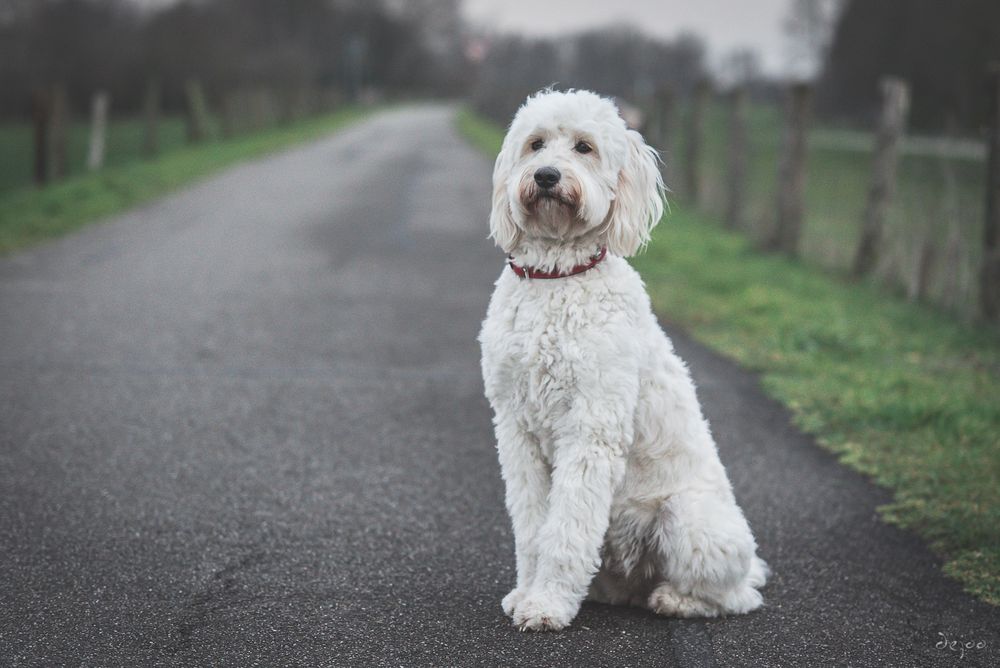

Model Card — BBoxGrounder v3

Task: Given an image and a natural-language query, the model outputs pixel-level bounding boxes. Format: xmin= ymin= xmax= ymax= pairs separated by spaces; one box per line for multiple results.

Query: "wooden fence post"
xmin=937 ymin=118 xmax=965 ymax=311
xmin=654 ymin=86 xmax=675 ymax=181
xmin=767 ymin=82 xmax=812 ymax=256
xmin=50 ymin=84 xmax=68 ymax=180
xmin=87 ymin=91 xmax=110 ymax=171
xmin=266 ymin=88 xmax=278 ymax=125
xmin=684 ymin=79 xmax=710 ymax=205
xmin=279 ymin=85 xmax=306 ymax=125
xmin=246 ymin=87 xmax=277 ymax=131
xmin=220 ymin=89 xmax=239 ymax=139
xmin=184 ymin=79 xmax=209 ymax=143
xmin=31 ymin=85 xmax=68 ymax=185
xmin=305 ymin=86 xmax=320 ymax=118
xmin=726 ymin=86 xmax=748 ymax=229
xmin=982 ymin=64 xmax=1000 ymax=320
xmin=143 ymin=80 xmax=160 ymax=157
xmin=31 ymin=88 xmax=52 ymax=186
xmin=908 ymin=236 xmax=936 ymax=303
xmin=321 ymin=87 xmax=341 ymax=114
xmin=251 ymin=87 xmax=267 ymax=131
xmin=295 ymin=86 xmax=310 ymax=121
xmin=853 ymin=77 xmax=910 ymax=277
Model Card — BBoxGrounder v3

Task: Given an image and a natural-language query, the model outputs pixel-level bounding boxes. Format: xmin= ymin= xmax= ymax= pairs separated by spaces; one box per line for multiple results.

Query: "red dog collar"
xmin=508 ymin=247 xmax=607 ymax=279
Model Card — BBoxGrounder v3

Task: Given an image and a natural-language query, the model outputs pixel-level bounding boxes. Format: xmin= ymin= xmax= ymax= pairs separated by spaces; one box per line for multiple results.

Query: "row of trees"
xmin=816 ymin=0 xmax=1000 ymax=133
xmin=0 ymin=0 xmax=468 ymax=118
xmin=469 ymin=27 xmax=713 ymax=126
xmin=469 ymin=0 xmax=1000 ymax=137
xmin=4 ymin=0 xmax=998 ymax=137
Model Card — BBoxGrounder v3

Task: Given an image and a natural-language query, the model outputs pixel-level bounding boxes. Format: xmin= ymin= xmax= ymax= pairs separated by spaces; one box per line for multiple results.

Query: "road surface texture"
xmin=2 ymin=106 xmax=998 ymax=667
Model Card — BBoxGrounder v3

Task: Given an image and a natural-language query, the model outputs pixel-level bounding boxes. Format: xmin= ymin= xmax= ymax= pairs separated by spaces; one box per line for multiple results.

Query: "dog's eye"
xmin=530 ymin=139 xmax=544 ymax=151
xmin=574 ymin=141 xmax=593 ymax=154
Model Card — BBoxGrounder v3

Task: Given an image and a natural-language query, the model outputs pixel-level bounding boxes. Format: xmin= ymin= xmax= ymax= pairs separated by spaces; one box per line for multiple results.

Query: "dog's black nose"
xmin=534 ymin=166 xmax=561 ymax=189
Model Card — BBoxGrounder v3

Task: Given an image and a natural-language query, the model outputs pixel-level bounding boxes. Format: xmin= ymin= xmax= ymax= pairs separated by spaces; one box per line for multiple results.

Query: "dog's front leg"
xmin=512 ymin=439 xmax=622 ymax=631
xmin=494 ymin=413 xmax=551 ymax=618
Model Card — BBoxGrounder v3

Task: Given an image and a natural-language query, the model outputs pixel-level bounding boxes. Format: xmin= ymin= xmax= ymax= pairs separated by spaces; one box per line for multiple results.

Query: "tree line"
xmin=469 ymin=27 xmax=714 ymax=126
xmin=3 ymin=0 xmax=998 ymax=136
xmin=818 ymin=0 xmax=1000 ymax=134
xmin=0 ymin=0 xmax=468 ymax=118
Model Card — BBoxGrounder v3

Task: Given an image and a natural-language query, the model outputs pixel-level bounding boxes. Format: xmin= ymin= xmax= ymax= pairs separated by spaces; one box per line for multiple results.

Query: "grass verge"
xmin=0 ymin=116 xmax=190 ymax=194
xmin=0 ymin=107 xmax=369 ymax=253
xmin=456 ymin=107 xmax=1000 ymax=605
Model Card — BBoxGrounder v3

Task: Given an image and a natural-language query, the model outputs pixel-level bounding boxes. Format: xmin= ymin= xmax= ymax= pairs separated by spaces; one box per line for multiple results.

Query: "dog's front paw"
xmin=511 ymin=593 xmax=577 ymax=632
xmin=501 ymin=588 xmax=528 ymax=618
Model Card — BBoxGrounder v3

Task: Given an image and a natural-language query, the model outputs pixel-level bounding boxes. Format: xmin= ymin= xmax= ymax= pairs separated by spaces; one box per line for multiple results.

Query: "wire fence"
xmin=650 ymin=82 xmax=994 ymax=321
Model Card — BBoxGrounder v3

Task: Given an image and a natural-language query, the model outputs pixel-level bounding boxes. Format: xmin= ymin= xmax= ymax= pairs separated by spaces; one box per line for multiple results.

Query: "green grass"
xmin=457 ymin=109 xmax=506 ymax=159
xmin=0 ymin=116 xmax=190 ymax=194
xmin=457 ymin=107 xmax=1000 ymax=606
xmin=0 ymin=108 xmax=368 ymax=253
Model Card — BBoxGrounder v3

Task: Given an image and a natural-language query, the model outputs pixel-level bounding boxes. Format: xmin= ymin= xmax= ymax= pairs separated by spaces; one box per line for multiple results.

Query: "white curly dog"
xmin=478 ymin=89 xmax=768 ymax=632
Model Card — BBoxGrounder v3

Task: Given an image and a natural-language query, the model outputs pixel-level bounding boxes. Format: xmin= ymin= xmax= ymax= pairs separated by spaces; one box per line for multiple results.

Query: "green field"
xmin=457 ymin=108 xmax=1000 ymax=605
xmin=674 ymin=102 xmax=986 ymax=317
xmin=0 ymin=108 xmax=367 ymax=253
xmin=0 ymin=116 xmax=192 ymax=194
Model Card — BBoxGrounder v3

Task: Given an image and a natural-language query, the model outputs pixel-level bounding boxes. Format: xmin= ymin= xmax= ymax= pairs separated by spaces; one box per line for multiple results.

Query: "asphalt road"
xmin=2 ymin=106 xmax=998 ymax=667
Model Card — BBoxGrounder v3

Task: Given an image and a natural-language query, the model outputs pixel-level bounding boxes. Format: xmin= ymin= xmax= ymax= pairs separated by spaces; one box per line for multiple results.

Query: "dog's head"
xmin=489 ymin=89 xmax=665 ymax=256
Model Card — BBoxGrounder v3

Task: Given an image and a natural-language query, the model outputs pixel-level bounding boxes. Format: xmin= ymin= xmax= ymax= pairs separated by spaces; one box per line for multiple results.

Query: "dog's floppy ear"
xmin=488 ymin=139 xmax=521 ymax=253
xmin=603 ymin=129 xmax=665 ymax=257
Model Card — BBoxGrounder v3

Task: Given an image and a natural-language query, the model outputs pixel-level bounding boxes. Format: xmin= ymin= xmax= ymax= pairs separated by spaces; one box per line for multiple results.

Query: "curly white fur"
xmin=479 ymin=90 xmax=768 ymax=632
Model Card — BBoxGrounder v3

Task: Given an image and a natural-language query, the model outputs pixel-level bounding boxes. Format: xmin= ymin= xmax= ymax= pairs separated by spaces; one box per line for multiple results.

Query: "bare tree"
xmin=719 ymin=48 xmax=762 ymax=89
xmin=1 ymin=0 xmax=460 ymax=119
xmin=784 ymin=0 xmax=844 ymax=80
xmin=470 ymin=27 xmax=708 ymax=126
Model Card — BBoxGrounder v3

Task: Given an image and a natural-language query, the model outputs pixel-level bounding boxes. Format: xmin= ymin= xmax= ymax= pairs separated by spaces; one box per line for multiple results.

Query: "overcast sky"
xmin=462 ymin=0 xmax=792 ymax=75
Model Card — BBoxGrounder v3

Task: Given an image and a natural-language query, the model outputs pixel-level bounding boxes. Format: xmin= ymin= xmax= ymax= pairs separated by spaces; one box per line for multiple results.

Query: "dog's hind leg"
xmin=587 ymin=565 xmax=634 ymax=606
xmin=646 ymin=492 xmax=766 ymax=618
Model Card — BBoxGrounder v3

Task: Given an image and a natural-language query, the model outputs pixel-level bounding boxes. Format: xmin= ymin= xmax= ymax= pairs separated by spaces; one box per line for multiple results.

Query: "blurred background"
xmin=2 ymin=0 xmax=999 ymax=317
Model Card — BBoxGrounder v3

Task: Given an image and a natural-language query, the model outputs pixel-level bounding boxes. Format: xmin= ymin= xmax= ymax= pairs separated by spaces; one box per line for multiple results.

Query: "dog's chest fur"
xmin=481 ymin=262 xmax=643 ymax=462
